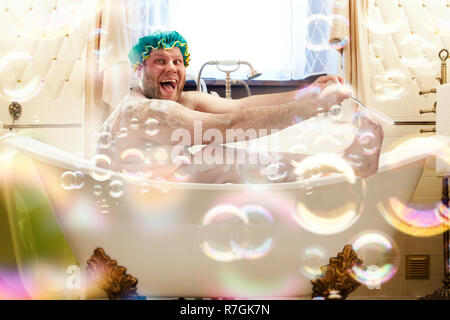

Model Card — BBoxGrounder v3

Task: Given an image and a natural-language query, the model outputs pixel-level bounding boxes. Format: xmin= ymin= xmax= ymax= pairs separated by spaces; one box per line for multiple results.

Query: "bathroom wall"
xmin=0 ymin=1 xmax=94 ymax=154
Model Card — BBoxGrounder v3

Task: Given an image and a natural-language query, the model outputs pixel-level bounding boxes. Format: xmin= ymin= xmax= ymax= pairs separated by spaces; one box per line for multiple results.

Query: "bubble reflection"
xmin=145 ymin=118 xmax=160 ymax=136
xmin=371 ymin=70 xmax=410 ymax=101
xmin=300 ymin=247 xmax=328 ymax=279
xmin=292 ymin=153 xmax=365 ymax=235
xmin=89 ymin=154 xmax=113 ymax=181
xmin=119 ymin=148 xmax=151 ymax=181
xmin=305 ymin=14 xmax=350 ymax=51
xmin=200 ymin=202 xmax=275 ymax=263
xmin=377 ymin=137 xmax=450 ymax=236
xmin=96 ymin=132 xmax=113 ymax=149
xmin=363 ymin=0 xmax=405 ymax=34
xmin=0 ymin=52 xmax=45 ymax=102
xmin=109 ymin=180 xmax=124 ymax=198
xmin=349 ymin=231 xmax=400 ymax=288
xmin=398 ymin=34 xmax=439 ymax=69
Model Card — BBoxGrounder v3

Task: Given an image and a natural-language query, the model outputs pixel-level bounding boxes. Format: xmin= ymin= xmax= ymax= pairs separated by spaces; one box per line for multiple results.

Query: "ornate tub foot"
xmin=311 ymin=245 xmax=363 ymax=300
xmin=86 ymin=247 xmax=139 ymax=300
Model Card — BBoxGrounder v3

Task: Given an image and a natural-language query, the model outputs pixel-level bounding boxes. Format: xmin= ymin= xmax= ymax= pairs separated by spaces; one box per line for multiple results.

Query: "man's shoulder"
xmin=180 ymin=90 xmax=203 ymax=101
xmin=180 ymin=90 xmax=219 ymax=111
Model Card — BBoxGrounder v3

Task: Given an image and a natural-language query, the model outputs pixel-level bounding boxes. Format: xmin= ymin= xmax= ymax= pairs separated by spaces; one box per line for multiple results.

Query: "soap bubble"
xmin=2 ymin=78 xmax=45 ymax=103
xmin=263 ymin=162 xmax=288 ymax=182
xmin=348 ymin=231 xmax=400 ymax=288
xmin=119 ymin=148 xmax=151 ymax=181
xmin=154 ymin=148 xmax=168 ymax=164
xmin=236 ymin=204 xmax=275 ymax=260
xmin=0 ymin=52 xmax=45 ymax=102
xmin=116 ymin=127 xmax=128 ymax=139
xmin=398 ymin=34 xmax=439 ymax=69
xmin=96 ymin=132 xmax=112 ymax=149
xmin=145 ymin=118 xmax=159 ymax=136
xmin=93 ymin=184 xmax=102 ymax=197
xmin=129 ymin=118 xmax=139 ymax=129
xmin=200 ymin=205 xmax=248 ymax=262
xmin=370 ymin=70 xmax=410 ymax=101
xmin=200 ymin=198 xmax=277 ymax=263
xmin=378 ymin=198 xmax=450 ymax=237
xmin=345 ymin=153 xmax=363 ymax=168
xmin=329 ymin=105 xmax=342 ymax=120
xmin=236 ymin=152 xmax=277 ymax=184
xmin=109 ymin=180 xmax=124 ymax=198
xmin=305 ymin=14 xmax=350 ymax=51
xmin=300 ymin=247 xmax=328 ymax=279
xmin=363 ymin=0 xmax=405 ymax=34
xmin=200 ymin=192 xmax=290 ymax=264
xmin=88 ymin=29 xmax=112 ymax=57
xmin=89 ymin=154 xmax=113 ymax=181
xmin=59 ymin=171 xmax=84 ymax=191
xmin=72 ymin=171 xmax=85 ymax=189
xmin=292 ymin=153 xmax=366 ymax=235
xmin=377 ymin=137 xmax=450 ymax=236
xmin=328 ymin=16 xmax=350 ymax=50
xmin=60 ymin=171 xmax=76 ymax=190
xmin=173 ymin=155 xmax=192 ymax=181
xmin=358 ymin=131 xmax=378 ymax=155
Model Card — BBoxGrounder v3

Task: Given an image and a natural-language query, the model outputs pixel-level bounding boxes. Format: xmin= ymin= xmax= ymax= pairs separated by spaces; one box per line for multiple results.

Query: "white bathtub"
xmin=2 ymin=134 xmax=448 ymax=299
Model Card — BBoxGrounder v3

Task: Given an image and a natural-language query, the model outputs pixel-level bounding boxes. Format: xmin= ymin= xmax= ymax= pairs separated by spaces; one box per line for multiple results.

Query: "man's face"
xmin=138 ymin=47 xmax=186 ymax=102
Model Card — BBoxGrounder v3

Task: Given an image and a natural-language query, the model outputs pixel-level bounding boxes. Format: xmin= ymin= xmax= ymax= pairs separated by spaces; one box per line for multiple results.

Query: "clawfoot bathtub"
xmin=2 ymin=134 xmax=448 ymax=299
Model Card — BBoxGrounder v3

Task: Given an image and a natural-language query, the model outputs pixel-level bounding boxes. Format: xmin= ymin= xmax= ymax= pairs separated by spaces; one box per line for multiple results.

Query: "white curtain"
xmin=125 ymin=0 xmax=339 ymax=81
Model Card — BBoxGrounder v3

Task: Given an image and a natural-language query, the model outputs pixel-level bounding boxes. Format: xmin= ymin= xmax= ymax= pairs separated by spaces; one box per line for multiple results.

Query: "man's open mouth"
xmin=160 ymin=79 xmax=177 ymax=92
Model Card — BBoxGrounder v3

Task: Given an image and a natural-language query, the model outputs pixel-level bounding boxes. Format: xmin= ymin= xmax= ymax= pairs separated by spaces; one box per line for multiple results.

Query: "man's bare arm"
xmin=109 ymin=88 xmax=327 ymax=146
xmin=183 ymin=75 xmax=346 ymax=114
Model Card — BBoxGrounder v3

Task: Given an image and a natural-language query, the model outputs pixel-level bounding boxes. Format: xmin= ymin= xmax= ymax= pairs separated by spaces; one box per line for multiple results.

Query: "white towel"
xmin=436 ymin=83 xmax=450 ymax=177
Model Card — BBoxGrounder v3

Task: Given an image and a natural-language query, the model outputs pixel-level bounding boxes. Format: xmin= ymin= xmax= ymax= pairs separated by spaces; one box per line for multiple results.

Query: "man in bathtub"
xmin=99 ymin=30 xmax=384 ymax=183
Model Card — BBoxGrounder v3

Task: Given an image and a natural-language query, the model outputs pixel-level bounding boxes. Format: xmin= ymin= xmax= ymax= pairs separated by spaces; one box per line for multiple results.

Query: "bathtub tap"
xmin=196 ymin=60 xmax=261 ymax=98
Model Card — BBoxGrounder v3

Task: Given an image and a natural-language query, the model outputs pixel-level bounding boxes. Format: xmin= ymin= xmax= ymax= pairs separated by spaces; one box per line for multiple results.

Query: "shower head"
xmin=248 ymin=69 xmax=262 ymax=80
xmin=237 ymin=60 xmax=261 ymax=80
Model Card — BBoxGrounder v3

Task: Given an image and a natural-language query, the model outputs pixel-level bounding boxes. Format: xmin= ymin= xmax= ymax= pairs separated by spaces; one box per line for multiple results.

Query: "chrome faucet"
xmin=197 ymin=60 xmax=261 ymax=99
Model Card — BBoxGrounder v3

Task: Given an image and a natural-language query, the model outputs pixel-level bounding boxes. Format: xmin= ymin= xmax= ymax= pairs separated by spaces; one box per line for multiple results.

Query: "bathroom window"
xmin=127 ymin=0 xmax=340 ymax=81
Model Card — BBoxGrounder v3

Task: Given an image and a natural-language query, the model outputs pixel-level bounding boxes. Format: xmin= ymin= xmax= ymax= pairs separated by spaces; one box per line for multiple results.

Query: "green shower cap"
xmin=128 ymin=30 xmax=190 ymax=71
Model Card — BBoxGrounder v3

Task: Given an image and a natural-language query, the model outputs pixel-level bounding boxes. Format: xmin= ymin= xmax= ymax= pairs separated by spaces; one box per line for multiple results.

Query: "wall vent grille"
xmin=406 ymin=255 xmax=430 ymax=280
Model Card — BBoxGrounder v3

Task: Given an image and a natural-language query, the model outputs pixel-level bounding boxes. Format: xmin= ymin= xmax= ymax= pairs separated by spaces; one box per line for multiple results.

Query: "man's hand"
xmin=296 ymin=75 xmax=352 ymax=115
xmin=312 ymin=75 xmax=345 ymax=87
xmin=342 ymin=113 xmax=384 ymax=178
